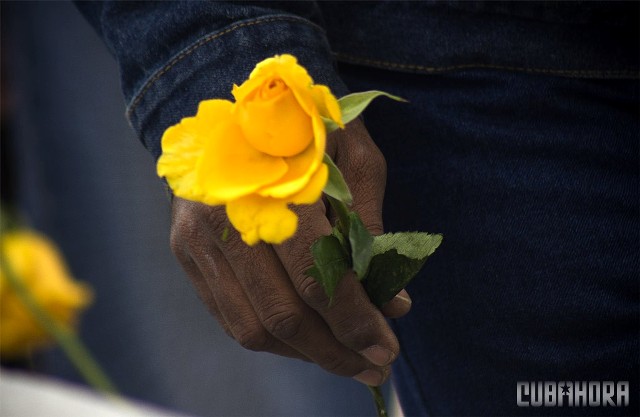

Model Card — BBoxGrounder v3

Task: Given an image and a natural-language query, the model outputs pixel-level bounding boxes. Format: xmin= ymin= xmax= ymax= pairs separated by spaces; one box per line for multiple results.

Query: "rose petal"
xmin=257 ymin=114 xmax=325 ymax=199
xmin=238 ymin=88 xmax=314 ymax=157
xmin=197 ymin=119 xmax=288 ymax=203
xmin=311 ymin=84 xmax=343 ymax=127
xmin=157 ymin=100 xmax=232 ymax=203
xmin=290 ymin=162 xmax=329 ymax=205
xmin=235 ymin=55 xmax=318 ymax=118
xmin=226 ymin=195 xmax=298 ymax=245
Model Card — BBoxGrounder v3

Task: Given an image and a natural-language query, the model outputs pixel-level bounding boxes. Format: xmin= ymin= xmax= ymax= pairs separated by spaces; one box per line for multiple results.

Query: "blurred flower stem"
xmin=0 ymin=248 xmax=118 ymax=395
xmin=368 ymin=386 xmax=388 ymax=417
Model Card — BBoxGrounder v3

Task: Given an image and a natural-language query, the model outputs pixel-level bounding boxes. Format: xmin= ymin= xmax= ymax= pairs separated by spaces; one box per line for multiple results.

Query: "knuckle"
xmin=333 ymin=315 xmax=382 ymax=350
xmin=349 ymin=140 xmax=387 ymax=179
xmin=319 ymin=351 xmax=355 ymax=377
xmin=298 ymin=275 xmax=328 ymax=307
xmin=287 ymin=255 xmax=315 ymax=282
xmin=262 ymin=302 xmax=306 ymax=342
xmin=363 ymin=216 xmax=384 ymax=236
xmin=233 ymin=321 xmax=271 ymax=352
xmin=205 ymin=206 xmax=231 ymax=236
xmin=332 ymin=308 xmax=396 ymax=351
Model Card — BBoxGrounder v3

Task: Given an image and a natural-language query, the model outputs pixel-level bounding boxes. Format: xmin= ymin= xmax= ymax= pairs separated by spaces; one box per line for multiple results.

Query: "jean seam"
xmin=126 ymin=15 xmax=325 ymax=119
xmin=336 ymin=53 xmax=640 ymax=79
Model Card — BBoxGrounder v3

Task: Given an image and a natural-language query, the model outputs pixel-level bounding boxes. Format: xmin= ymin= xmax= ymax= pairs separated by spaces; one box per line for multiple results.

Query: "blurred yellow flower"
xmin=157 ymin=54 xmax=343 ymax=245
xmin=1 ymin=231 xmax=93 ymax=359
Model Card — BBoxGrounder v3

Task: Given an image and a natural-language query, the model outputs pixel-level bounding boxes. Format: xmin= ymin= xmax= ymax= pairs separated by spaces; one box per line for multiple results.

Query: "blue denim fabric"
xmin=76 ymin=1 xmax=639 ymax=161
xmin=4 ymin=3 xmax=374 ymax=416
xmin=339 ymin=64 xmax=639 ymax=416
xmin=76 ymin=1 xmax=349 ymax=160
xmin=76 ymin=1 xmax=639 ymax=415
xmin=320 ymin=1 xmax=638 ymax=78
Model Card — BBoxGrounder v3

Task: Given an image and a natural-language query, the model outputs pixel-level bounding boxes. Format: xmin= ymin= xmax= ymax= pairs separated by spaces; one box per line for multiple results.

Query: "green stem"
xmin=367 ymin=385 xmax=388 ymax=417
xmin=327 ymin=197 xmax=388 ymax=417
xmin=0 ymin=249 xmax=118 ymax=395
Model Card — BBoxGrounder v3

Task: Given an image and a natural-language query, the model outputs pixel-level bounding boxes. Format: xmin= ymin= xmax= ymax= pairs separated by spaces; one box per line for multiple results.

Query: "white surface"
xmin=0 ymin=369 xmax=193 ymax=417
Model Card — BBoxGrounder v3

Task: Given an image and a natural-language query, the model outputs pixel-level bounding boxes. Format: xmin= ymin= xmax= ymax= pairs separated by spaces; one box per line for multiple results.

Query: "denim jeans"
xmin=75 ymin=1 xmax=639 ymax=415
xmin=4 ymin=3 xmax=374 ymax=416
xmin=340 ymin=64 xmax=639 ymax=416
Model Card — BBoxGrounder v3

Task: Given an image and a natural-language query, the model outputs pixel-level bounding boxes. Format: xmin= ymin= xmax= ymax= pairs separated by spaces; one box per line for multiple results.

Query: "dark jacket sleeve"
xmin=76 ymin=1 xmax=348 ymax=160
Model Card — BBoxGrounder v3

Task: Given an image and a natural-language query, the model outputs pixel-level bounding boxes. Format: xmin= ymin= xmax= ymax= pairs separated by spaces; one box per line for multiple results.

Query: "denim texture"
xmin=320 ymin=1 xmax=638 ymax=78
xmin=77 ymin=1 xmax=639 ymax=415
xmin=339 ymin=65 xmax=639 ymax=415
xmin=76 ymin=1 xmax=639 ymax=161
xmin=5 ymin=3 xmax=374 ymax=416
xmin=76 ymin=1 xmax=348 ymax=160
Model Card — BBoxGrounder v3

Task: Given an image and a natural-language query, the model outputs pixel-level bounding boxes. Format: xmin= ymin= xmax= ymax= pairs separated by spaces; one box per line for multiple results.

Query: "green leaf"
xmin=306 ymin=234 xmax=350 ymax=302
xmin=348 ymin=212 xmax=373 ymax=280
xmin=322 ymin=117 xmax=340 ymax=134
xmin=322 ymin=154 xmax=353 ymax=205
xmin=372 ymin=232 xmax=442 ymax=258
xmin=362 ymin=250 xmax=425 ymax=308
xmin=331 ymin=227 xmax=350 ymax=254
xmin=339 ymin=91 xmax=407 ymax=125
xmin=363 ymin=232 xmax=443 ymax=308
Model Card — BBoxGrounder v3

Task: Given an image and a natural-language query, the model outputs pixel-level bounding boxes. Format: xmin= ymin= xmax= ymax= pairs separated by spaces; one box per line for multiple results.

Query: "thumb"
xmin=333 ymin=119 xmax=387 ymax=236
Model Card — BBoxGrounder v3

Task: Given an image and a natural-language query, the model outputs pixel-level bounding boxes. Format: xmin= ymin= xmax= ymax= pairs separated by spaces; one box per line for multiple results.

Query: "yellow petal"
xmin=311 ymin=85 xmax=343 ymax=127
xmin=237 ymin=87 xmax=314 ymax=157
xmin=290 ymin=162 xmax=329 ymax=205
xmin=234 ymin=55 xmax=317 ymax=118
xmin=157 ymin=99 xmax=233 ymax=204
xmin=226 ymin=195 xmax=298 ymax=245
xmin=257 ymin=114 xmax=326 ymax=199
xmin=1 ymin=231 xmax=92 ymax=359
xmin=278 ymin=69 xmax=317 ymax=117
xmin=157 ymin=121 xmax=205 ymax=201
xmin=197 ymin=120 xmax=288 ymax=202
xmin=311 ymin=111 xmax=328 ymax=160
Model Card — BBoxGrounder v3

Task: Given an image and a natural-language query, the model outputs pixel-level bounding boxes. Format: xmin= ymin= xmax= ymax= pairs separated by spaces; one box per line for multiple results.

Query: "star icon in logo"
xmin=561 ymin=383 xmax=570 ymax=394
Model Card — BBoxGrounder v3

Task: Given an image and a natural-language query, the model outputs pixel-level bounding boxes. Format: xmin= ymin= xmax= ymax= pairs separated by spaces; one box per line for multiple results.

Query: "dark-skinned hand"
xmin=169 ymin=119 xmax=411 ymax=386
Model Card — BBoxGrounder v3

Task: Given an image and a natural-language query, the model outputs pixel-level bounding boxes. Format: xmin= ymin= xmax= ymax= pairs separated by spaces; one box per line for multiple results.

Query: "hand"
xmin=168 ymin=119 xmax=411 ymax=386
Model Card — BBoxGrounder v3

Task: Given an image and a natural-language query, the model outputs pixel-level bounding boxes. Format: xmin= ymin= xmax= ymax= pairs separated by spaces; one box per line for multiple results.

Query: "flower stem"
xmin=326 ymin=197 xmax=389 ymax=416
xmin=368 ymin=385 xmax=388 ymax=417
xmin=0 ymin=249 xmax=118 ymax=395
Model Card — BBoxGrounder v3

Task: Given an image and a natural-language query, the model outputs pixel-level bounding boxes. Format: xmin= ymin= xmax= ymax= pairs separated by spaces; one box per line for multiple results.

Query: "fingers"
xmin=172 ymin=197 xmax=379 ymax=379
xmin=170 ymin=199 xmax=308 ymax=361
xmin=169 ymin=118 xmax=408 ymax=386
xmin=197 ymin=245 xmax=309 ymax=361
xmin=333 ymin=119 xmax=387 ymax=236
xmin=332 ymin=119 xmax=413 ymax=319
xmin=274 ymin=202 xmax=399 ymax=385
xmin=212 ymin=211 xmax=375 ymax=379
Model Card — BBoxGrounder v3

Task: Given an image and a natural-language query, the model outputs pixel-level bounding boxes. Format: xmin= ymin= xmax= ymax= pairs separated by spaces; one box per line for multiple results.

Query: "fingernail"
xmin=353 ymin=369 xmax=383 ymax=386
xmin=360 ymin=345 xmax=394 ymax=366
xmin=395 ymin=290 xmax=411 ymax=306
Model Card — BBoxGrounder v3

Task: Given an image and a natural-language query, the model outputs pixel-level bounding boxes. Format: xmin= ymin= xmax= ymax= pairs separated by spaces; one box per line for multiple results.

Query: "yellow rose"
xmin=157 ymin=54 xmax=343 ymax=245
xmin=0 ymin=231 xmax=93 ymax=359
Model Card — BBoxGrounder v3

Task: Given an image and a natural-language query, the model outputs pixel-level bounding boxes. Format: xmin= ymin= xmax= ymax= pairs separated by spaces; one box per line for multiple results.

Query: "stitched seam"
xmin=336 ymin=53 xmax=640 ymax=79
xmin=126 ymin=15 xmax=322 ymax=118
